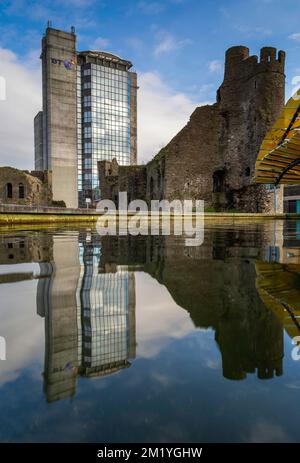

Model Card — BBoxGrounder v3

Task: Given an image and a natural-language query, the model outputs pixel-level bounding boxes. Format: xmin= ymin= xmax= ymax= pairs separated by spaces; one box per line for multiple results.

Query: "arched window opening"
xmin=6 ymin=183 xmax=12 ymax=199
xmin=19 ymin=183 xmax=25 ymax=199
xmin=213 ymin=170 xmax=225 ymax=193
xmin=245 ymin=167 xmax=251 ymax=177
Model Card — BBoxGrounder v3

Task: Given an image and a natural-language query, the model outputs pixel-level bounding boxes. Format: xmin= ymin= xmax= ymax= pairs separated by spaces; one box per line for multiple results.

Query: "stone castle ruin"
xmin=99 ymin=46 xmax=286 ymax=212
xmin=0 ymin=167 xmax=52 ymax=207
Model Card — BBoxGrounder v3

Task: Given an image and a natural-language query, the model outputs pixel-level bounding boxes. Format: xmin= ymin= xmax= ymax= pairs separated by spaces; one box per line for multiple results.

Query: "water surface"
xmin=0 ymin=220 xmax=300 ymax=443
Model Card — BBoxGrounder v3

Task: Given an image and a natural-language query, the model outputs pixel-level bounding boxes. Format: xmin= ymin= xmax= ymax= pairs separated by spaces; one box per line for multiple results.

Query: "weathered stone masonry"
xmin=99 ymin=46 xmax=286 ymax=212
xmin=0 ymin=167 xmax=52 ymax=206
xmin=98 ymin=159 xmax=147 ymax=206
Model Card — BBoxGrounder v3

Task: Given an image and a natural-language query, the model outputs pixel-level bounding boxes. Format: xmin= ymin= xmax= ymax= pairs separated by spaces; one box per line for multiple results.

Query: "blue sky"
xmin=0 ymin=0 xmax=300 ymax=167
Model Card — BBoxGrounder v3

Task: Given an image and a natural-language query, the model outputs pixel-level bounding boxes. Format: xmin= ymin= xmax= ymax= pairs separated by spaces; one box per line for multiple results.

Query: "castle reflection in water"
xmin=1 ymin=220 xmax=300 ymax=403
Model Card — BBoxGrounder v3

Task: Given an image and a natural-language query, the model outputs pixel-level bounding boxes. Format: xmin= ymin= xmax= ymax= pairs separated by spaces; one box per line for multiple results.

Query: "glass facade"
xmin=77 ymin=67 xmax=82 ymax=196
xmin=78 ymin=59 xmax=132 ymax=206
xmin=76 ymin=239 xmax=134 ymax=376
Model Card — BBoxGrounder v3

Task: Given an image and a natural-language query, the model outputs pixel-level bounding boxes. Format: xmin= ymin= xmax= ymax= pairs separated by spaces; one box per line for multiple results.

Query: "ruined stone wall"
xmin=147 ymin=46 xmax=285 ymax=212
xmin=147 ymin=104 xmax=222 ymax=203
xmin=98 ymin=159 xmax=147 ymax=205
xmin=232 ymin=184 xmax=284 ymax=213
xmin=0 ymin=167 xmax=52 ymax=206
xmin=98 ymin=45 xmax=286 ymax=213
xmin=98 ymin=159 xmax=119 ymax=204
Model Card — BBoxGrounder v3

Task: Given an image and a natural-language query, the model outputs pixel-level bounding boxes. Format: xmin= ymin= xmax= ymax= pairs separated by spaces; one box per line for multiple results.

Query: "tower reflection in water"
xmin=37 ymin=232 xmax=136 ymax=403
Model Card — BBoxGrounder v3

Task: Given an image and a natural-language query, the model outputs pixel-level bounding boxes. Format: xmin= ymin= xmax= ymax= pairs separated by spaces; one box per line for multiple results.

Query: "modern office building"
xmin=34 ymin=26 xmax=137 ymax=208
xmin=76 ymin=51 xmax=137 ymax=207
xmin=38 ymin=27 xmax=78 ymax=208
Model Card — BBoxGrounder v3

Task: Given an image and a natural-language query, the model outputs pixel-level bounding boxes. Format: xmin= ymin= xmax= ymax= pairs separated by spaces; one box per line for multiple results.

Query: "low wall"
xmin=0 ymin=204 xmax=299 ymax=226
xmin=0 ymin=204 xmax=97 ymax=215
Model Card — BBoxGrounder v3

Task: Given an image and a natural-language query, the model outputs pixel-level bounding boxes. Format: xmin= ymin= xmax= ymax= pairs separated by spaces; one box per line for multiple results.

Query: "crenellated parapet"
xmin=223 ymin=45 xmax=285 ymax=83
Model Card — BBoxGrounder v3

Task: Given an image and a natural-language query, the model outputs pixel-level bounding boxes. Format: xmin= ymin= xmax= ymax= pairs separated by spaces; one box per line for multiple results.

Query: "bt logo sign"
xmin=51 ymin=58 xmax=76 ymax=70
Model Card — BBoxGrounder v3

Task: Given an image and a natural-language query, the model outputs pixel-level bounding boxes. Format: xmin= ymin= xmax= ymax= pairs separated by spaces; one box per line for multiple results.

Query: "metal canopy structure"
xmin=255 ymin=89 xmax=300 ymax=185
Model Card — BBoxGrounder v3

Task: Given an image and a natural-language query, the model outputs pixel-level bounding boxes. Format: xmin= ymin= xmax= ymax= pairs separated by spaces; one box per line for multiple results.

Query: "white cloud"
xmin=289 ymin=32 xmax=300 ymax=41
xmin=154 ymin=32 xmax=192 ymax=56
xmin=135 ymin=272 xmax=195 ymax=358
xmin=59 ymin=0 xmax=95 ymax=5
xmin=3 ymin=1 xmax=98 ymax=31
xmin=0 ymin=46 xmax=206 ymax=170
xmin=0 ymin=47 xmax=41 ymax=169
xmin=0 ymin=277 xmax=44 ymax=386
xmin=138 ymin=71 xmax=206 ymax=163
xmin=138 ymin=1 xmax=164 ymax=14
xmin=127 ymin=37 xmax=145 ymax=52
xmin=235 ymin=25 xmax=272 ymax=37
xmin=91 ymin=36 xmax=111 ymax=50
xmin=209 ymin=60 xmax=222 ymax=73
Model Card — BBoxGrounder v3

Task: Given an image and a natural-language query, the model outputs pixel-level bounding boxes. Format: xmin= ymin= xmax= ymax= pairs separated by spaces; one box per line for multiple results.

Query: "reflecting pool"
xmin=0 ymin=220 xmax=300 ymax=442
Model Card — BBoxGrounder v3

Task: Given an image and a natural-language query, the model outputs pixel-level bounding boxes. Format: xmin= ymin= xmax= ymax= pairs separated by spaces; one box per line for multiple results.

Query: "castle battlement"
xmin=224 ymin=45 xmax=285 ymax=82
xmin=260 ymin=47 xmax=285 ymax=65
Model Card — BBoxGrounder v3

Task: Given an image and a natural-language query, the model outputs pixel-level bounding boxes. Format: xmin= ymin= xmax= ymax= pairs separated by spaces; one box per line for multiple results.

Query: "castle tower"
xmin=218 ymin=45 xmax=285 ymax=192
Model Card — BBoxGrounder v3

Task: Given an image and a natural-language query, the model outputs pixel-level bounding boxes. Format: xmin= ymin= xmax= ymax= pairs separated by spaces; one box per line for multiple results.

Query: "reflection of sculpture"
xmin=36 ymin=233 xmax=136 ymax=403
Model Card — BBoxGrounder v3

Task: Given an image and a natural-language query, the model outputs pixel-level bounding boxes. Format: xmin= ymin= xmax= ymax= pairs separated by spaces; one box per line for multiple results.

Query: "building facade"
xmin=99 ymin=46 xmax=286 ymax=213
xmin=40 ymin=27 xmax=78 ymax=208
xmin=35 ymin=26 xmax=137 ymax=209
xmin=77 ymin=51 xmax=137 ymax=207
xmin=283 ymin=185 xmax=300 ymax=213
xmin=0 ymin=167 xmax=52 ymax=207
